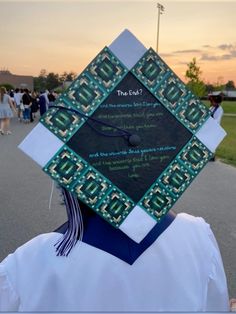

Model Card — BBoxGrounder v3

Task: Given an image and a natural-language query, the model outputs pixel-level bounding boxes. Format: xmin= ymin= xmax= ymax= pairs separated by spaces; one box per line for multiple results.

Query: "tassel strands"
xmin=55 ymin=187 xmax=84 ymax=256
xmin=48 ymin=180 xmax=55 ymax=211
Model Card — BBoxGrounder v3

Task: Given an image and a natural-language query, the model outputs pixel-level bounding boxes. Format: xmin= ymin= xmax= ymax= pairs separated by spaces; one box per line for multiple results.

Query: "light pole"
xmin=156 ymin=3 xmax=164 ymax=54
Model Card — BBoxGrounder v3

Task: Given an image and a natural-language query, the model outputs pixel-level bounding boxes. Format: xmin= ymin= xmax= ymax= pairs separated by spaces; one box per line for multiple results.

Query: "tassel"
xmin=55 ymin=188 xmax=84 ymax=256
xmin=48 ymin=180 xmax=55 ymax=211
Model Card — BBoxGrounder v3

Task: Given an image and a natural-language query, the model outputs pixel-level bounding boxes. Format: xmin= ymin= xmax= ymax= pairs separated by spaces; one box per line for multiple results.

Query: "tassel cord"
xmin=49 ymin=105 xmax=131 ymax=139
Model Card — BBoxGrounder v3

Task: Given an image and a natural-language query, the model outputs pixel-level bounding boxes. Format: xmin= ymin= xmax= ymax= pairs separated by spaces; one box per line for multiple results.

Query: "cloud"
xmin=201 ymin=43 xmax=236 ymax=61
xmin=162 ymin=42 xmax=236 ymax=63
xmin=201 ymin=54 xmax=233 ymax=61
xmin=159 ymin=53 xmax=175 ymax=58
xmin=202 ymin=45 xmax=212 ymax=48
xmin=201 ymin=53 xmax=236 ymax=61
xmin=173 ymin=49 xmax=202 ymax=54
xmin=177 ymin=61 xmax=189 ymax=65
xmin=221 ymin=54 xmax=236 ymax=60
xmin=218 ymin=44 xmax=235 ymax=50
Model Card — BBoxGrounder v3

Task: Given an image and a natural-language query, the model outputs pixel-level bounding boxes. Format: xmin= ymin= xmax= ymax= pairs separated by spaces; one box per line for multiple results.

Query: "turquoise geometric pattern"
xmin=43 ymin=146 xmax=87 ymax=189
xmin=40 ymin=46 xmax=127 ymax=142
xmin=96 ymin=189 xmax=134 ymax=227
xmin=178 ymin=137 xmax=213 ymax=173
xmin=141 ymin=185 xmax=176 ymax=221
xmin=176 ymin=97 xmax=210 ymax=131
xmin=87 ymin=47 xmax=127 ymax=92
xmin=40 ymin=100 xmax=83 ymax=142
xmin=44 ymin=145 xmax=135 ymax=228
xmin=131 ymin=48 xmax=170 ymax=92
xmin=159 ymin=161 xmax=194 ymax=197
xmin=155 ymin=73 xmax=188 ymax=111
xmin=138 ymin=136 xmax=212 ymax=220
xmin=71 ymin=169 xmax=112 ymax=209
xmin=64 ymin=73 xmax=106 ymax=114
xmin=132 ymin=48 xmax=211 ymax=133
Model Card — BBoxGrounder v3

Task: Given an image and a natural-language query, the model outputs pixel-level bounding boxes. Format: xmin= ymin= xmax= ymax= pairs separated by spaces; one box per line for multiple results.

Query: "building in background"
xmin=0 ymin=70 xmax=34 ymax=91
xmin=209 ymin=90 xmax=236 ymax=101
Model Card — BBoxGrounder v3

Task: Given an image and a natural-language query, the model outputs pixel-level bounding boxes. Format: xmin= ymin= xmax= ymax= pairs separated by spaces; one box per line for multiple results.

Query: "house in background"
xmin=223 ymin=90 xmax=236 ymax=101
xmin=208 ymin=90 xmax=236 ymax=101
xmin=0 ymin=70 xmax=34 ymax=90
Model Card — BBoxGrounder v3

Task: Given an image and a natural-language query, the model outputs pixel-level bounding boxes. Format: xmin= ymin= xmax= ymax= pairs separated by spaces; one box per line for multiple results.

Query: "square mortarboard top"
xmin=19 ymin=29 xmax=226 ymax=243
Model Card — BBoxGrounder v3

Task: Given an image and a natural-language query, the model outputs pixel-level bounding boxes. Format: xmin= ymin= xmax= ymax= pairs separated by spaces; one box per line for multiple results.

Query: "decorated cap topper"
xmin=19 ymin=30 xmax=226 ymax=243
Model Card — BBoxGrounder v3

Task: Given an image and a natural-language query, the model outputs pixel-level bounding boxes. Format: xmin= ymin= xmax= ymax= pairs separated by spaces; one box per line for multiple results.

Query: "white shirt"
xmin=43 ymin=92 xmax=49 ymax=109
xmin=13 ymin=92 xmax=23 ymax=107
xmin=0 ymin=213 xmax=229 ymax=312
xmin=210 ymin=105 xmax=224 ymax=124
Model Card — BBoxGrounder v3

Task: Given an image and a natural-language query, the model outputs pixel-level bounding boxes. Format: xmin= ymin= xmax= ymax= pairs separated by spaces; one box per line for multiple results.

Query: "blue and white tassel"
xmin=55 ymin=188 xmax=84 ymax=256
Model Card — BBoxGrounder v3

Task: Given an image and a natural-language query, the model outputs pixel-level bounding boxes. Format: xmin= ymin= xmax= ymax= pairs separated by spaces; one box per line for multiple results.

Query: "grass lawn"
xmin=203 ymin=100 xmax=236 ymax=166
xmin=222 ymin=100 xmax=236 ymax=114
xmin=216 ymin=116 xmax=236 ymax=166
xmin=203 ymin=100 xmax=236 ymax=113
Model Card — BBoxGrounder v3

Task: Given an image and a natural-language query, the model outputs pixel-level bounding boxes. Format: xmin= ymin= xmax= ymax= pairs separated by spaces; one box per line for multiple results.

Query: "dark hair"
xmin=209 ymin=94 xmax=223 ymax=104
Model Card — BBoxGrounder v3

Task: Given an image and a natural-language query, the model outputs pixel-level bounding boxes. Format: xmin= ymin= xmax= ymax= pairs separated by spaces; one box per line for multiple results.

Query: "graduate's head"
xmin=209 ymin=94 xmax=223 ymax=106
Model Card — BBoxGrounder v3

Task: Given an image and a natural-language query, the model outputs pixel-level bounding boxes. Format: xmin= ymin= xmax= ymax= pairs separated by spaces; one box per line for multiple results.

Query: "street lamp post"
xmin=156 ymin=3 xmax=164 ymax=54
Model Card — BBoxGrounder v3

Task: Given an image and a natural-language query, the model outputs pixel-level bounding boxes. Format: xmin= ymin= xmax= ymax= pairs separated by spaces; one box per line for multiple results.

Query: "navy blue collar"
xmin=55 ymin=206 xmax=176 ymax=265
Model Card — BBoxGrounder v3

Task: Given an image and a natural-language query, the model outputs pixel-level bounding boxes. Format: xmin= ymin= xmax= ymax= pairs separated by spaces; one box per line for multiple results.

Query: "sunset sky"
xmin=1 ymin=0 xmax=236 ymax=84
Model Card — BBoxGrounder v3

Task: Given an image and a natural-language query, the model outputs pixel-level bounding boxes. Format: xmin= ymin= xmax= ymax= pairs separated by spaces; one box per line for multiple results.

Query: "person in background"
xmin=48 ymin=90 xmax=56 ymax=106
xmin=209 ymin=93 xmax=224 ymax=125
xmin=14 ymin=88 xmax=23 ymax=121
xmin=30 ymin=91 xmax=39 ymax=122
xmin=209 ymin=93 xmax=224 ymax=161
xmin=0 ymin=86 xmax=16 ymax=134
xmin=9 ymin=90 xmax=15 ymax=105
xmin=39 ymin=91 xmax=47 ymax=116
xmin=43 ymin=90 xmax=50 ymax=111
xmin=22 ymin=89 xmax=32 ymax=123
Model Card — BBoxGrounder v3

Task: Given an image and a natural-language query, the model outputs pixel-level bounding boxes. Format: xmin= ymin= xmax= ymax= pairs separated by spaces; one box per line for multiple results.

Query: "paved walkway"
xmin=224 ymin=113 xmax=236 ymax=116
xmin=0 ymin=116 xmax=66 ymax=258
xmin=0 ymin=116 xmax=236 ymax=298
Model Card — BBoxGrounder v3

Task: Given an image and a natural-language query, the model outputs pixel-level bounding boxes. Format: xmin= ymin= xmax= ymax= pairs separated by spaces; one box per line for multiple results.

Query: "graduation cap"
xmin=209 ymin=93 xmax=223 ymax=104
xmin=19 ymin=30 xmax=226 ymax=259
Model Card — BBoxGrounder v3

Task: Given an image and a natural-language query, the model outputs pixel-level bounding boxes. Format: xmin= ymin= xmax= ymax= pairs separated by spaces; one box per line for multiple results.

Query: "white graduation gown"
xmin=0 ymin=213 xmax=229 ymax=312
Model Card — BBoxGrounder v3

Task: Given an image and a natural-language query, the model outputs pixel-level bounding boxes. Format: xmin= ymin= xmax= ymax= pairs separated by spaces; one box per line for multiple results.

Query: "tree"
xmin=60 ymin=71 xmax=77 ymax=83
xmin=33 ymin=69 xmax=78 ymax=92
xmin=34 ymin=69 xmax=61 ymax=91
xmin=34 ymin=69 xmax=48 ymax=91
xmin=46 ymin=72 xmax=60 ymax=91
xmin=187 ymin=80 xmax=206 ymax=98
xmin=0 ymin=83 xmax=14 ymax=91
xmin=185 ymin=58 xmax=202 ymax=83
xmin=205 ymin=82 xmax=214 ymax=94
xmin=185 ymin=58 xmax=206 ymax=98
xmin=214 ymin=76 xmax=225 ymax=92
xmin=225 ymin=80 xmax=235 ymax=90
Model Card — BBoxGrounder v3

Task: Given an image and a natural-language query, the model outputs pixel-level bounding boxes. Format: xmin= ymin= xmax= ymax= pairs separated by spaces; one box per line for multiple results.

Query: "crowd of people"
xmin=0 ymin=87 xmax=57 ymax=135
xmin=1 ymin=87 xmax=224 ymax=139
